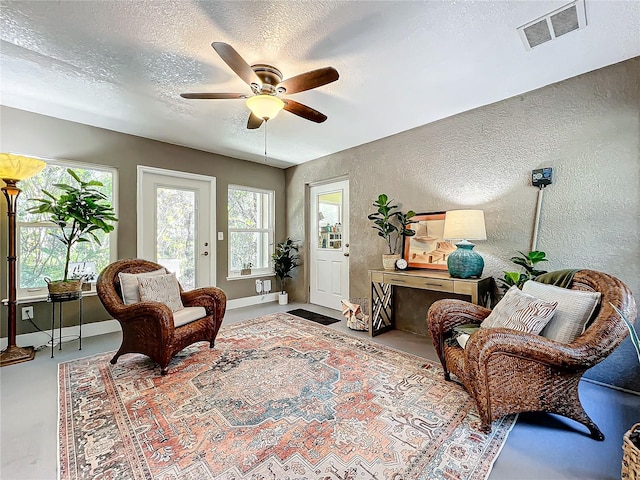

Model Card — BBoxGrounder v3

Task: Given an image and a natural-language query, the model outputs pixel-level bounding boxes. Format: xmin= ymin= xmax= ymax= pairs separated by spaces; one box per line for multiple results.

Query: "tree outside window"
xmin=16 ymin=161 xmax=117 ymax=297
xmin=228 ymin=186 xmax=274 ymax=276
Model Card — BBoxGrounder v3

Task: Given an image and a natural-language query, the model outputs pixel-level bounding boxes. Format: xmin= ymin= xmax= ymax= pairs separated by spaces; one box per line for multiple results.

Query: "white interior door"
xmin=309 ymin=180 xmax=349 ymax=310
xmin=138 ymin=166 xmax=216 ymax=289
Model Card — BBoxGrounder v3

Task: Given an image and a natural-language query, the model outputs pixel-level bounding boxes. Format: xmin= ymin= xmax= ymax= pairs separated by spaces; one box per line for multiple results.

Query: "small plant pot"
xmin=240 ymin=268 xmax=251 ymax=276
xmin=278 ymin=292 xmax=289 ymax=305
xmin=382 ymin=254 xmax=400 ymax=270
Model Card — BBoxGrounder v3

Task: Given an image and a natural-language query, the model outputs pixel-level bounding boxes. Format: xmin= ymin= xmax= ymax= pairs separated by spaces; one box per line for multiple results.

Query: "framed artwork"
xmin=402 ymin=212 xmax=456 ymax=270
xmin=68 ymin=261 xmax=98 ymax=282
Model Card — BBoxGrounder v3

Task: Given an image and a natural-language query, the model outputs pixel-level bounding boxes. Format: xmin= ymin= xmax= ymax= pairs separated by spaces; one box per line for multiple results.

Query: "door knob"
xmin=343 ymin=252 xmax=349 ymax=257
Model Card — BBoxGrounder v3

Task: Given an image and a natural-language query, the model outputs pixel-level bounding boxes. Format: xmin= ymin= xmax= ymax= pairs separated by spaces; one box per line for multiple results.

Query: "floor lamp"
xmin=0 ymin=153 xmax=46 ymax=367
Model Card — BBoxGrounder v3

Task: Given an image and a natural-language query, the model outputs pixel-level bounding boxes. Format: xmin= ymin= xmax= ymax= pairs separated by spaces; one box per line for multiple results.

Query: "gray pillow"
xmin=522 ymin=280 xmax=601 ymax=343
xmin=138 ymin=273 xmax=184 ymax=313
xmin=118 ymin=267 xmax=167 ymax=305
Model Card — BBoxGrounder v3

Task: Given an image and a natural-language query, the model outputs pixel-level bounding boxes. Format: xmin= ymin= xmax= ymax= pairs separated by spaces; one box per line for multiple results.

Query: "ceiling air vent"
xmin=518 ymin=0 xmax=587 ymax=50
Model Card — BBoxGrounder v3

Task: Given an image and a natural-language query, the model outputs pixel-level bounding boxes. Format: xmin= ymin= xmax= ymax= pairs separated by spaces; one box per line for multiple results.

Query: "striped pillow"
xmin=138 ymin=273 xmax=184 ymax=313
xmin=481 ymin=286 xmax=557 ymax=334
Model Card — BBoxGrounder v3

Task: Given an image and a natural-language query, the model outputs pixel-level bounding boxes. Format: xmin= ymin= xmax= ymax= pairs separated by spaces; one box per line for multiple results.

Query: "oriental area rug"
xmin=58 ymin=313 xmax=515 ymax=480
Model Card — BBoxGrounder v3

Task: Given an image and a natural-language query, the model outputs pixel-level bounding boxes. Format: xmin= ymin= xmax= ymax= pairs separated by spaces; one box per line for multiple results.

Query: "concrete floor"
xmin=1 ymin=301 xmax=638 ymax=479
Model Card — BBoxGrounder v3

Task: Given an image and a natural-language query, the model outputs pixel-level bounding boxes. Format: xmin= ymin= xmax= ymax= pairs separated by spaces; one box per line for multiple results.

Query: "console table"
xmin=368 ymin=269 xmax=492 ymax=336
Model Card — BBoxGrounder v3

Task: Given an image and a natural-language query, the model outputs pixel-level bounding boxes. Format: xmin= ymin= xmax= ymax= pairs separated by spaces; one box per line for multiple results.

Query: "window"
xmin=17 ymin=160 xmax=118 ymax=298
xmin=228 ymin=185 xmax=274 ymax=277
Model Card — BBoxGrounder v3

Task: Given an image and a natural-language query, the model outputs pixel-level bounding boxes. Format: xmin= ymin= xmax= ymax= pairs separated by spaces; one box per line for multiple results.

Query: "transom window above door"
xmin=227 ymin=185 xmax=274 ymax=278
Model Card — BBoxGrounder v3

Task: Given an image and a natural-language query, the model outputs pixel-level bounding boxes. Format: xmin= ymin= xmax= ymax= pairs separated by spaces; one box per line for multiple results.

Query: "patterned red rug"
xmin=59 ymin=313 xmax=515 ymax=479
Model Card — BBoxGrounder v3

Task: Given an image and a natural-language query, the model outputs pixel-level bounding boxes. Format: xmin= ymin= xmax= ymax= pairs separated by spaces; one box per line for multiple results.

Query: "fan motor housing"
xmin=251 ymin=64 xmax=283 ymax=94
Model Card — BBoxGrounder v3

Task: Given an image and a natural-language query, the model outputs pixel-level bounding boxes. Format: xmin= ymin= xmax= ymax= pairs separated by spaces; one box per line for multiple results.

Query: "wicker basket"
xmin=46 ymin=279 xmax=82 ymax=299
xmin=622 ymin=423 xmax=640 ymax=480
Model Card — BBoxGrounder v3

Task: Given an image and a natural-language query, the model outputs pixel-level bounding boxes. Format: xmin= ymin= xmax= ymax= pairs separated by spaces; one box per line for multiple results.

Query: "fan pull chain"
xmin=264 ymin=120 xmax=268 ymax=162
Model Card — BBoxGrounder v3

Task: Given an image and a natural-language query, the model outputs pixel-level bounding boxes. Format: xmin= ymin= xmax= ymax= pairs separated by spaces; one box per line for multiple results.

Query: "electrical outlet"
xmin=21 ymin=306 xmax=34 ymax=321
xmin=263 ymin=280 xmax=271 ymax=292
xmin=255 ymin=279 xmax=263 ymax=294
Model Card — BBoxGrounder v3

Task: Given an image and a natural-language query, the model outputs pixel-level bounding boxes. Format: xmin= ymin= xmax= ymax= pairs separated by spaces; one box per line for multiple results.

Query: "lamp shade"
xmin=443 ymin=209 xmax=486 ymax=241
xmin=246 ymin=95 xmax=285 ymax=120
xmin=0 ymin=153 xmax=46 ymax=181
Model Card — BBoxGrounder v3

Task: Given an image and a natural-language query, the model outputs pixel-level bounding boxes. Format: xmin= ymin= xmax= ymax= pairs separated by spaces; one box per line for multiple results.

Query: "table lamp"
xmin=443 ymin=209 xmax=487 ymax=279
xmin=1 ymin=153 xmax=46 ymax=366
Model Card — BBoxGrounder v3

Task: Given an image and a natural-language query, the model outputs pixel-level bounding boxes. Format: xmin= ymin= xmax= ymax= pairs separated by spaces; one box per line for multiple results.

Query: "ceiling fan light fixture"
xmin=246 ymin=95 xmax=285 ymax=120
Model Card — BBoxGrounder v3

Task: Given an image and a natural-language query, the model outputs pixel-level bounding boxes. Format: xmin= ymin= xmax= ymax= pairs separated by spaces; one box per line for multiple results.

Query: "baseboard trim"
xmin=0 ymin=319 xmax=120 ymax=350
xmin=227 ymin=293 xmax=278 ymax=309
xmin=1 ymin=295 xmax=277 ymax=349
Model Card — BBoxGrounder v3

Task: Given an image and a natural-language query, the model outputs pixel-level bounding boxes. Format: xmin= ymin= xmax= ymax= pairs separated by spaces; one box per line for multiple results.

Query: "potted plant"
xmin=368 ymin=193 xmax=416 ymax=270
xmin=240 ymin=262 xmax=252 ymax=276
xmin=272 ymin=238 xmax=300 ymax=305
xmin=27 ymin=169 xmax=118 ymax=298
xmin=499 ymin=250 xmax=548 ymax=290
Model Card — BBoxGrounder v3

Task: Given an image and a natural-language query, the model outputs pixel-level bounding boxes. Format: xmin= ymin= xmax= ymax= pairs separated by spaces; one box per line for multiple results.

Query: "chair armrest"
xmin=427 ymin=299 xmax=491 ymax=338
xmin=427 ymin=299 xmax=492 ymax=369
xmin=181 ymin=287 xmax=227 ymax=320
xmin=112 ymin=301 xmax=175 ymax=332
xmin=465 ymin=328 xmax=594 ymax=373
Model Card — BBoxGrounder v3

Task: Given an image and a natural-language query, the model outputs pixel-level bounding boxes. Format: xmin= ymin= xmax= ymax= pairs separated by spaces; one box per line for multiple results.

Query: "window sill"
xmin=226 ymin=273 xmax=275 ymax=281
xmin=3 ymin=290 xmax=98 ymax=305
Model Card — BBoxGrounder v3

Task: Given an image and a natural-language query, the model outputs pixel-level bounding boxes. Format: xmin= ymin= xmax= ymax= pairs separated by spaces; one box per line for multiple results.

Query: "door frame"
xmin=137 ymin=165 xmax=217 ymax=286
xmin=307 ymin=176 xmax=349 ymax=308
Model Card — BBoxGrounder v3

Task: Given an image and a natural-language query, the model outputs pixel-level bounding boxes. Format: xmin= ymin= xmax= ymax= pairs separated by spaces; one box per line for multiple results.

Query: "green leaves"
xmin=611 ymin=302 xmax=640 ymax=363
xmin=26 ymin=169 xmax=118 ymax=281
xmin=272 ymin=238 xmax=300 ymax=292
xmin=500 ymin=250 xmax=549 ymax=290
xmin=368 ymin=194 xmax=415 ymax=254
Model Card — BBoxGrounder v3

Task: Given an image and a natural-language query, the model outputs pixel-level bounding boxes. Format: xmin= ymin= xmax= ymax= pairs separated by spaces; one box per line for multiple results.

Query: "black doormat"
xmin=287 ymin=309 xmax=341 ymax=326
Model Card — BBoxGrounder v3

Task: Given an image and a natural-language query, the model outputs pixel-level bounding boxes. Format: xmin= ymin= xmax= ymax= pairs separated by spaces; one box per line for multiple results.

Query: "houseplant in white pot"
xmin=272 ymin=238 xmax=299 ymax=305
xmin=368 ymin=193 xmax=416 ymax=270
xmin=27 ymin=169 xmax=118 ymax=298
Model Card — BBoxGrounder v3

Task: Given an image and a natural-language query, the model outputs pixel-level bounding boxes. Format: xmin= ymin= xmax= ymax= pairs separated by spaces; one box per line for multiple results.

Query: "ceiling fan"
xmin=180 ymin=42 xmax=339 ymax=129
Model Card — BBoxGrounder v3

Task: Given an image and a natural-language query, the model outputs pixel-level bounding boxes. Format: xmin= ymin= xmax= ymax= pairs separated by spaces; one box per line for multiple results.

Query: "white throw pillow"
xmin=118 ymin=267 xmax=167 ymax=305
xmin=138 ymin=273 xmax=184 ymax=313
xmin=457 ymin=333 xmax=471 ymax=349
xmin=481 ymin=286 xmax=557 ymax=334
xmin=522 ymin=280 xmax=601 ymax=344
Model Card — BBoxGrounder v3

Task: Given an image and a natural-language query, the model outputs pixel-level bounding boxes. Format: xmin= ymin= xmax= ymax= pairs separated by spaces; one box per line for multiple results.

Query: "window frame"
xmin=227 ymin=184 xmax=275 ymax=279
xmin=16 ymin=159 xmax=118 ymax=300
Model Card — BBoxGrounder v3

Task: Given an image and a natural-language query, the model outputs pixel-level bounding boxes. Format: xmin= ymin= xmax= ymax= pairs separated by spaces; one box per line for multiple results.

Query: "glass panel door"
xmin=317 ymin=191 xmax=343 ymax=250
xmin=138 ymin=167 xmax=215 ymax=289
xmin=156 ymin=187 xmax=196 ymax=290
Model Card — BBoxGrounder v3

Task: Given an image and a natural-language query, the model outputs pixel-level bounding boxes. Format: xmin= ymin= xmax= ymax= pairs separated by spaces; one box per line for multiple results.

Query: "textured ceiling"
xmin=1 ymin=1 xmax=639 ymax=169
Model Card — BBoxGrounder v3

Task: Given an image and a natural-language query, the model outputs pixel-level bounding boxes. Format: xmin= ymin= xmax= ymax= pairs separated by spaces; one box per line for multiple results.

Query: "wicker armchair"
xmin=97 ymin=258 xmax=226 ymax=375
xmin=427 ymin=269 xmax=637 ymax=440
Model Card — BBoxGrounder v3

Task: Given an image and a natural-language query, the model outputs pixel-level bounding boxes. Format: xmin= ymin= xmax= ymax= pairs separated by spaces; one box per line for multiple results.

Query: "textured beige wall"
xmin=285 ymin=58 xmax=640 ymax=315
xmin=0 ymin=107 xmax=286 ymax=334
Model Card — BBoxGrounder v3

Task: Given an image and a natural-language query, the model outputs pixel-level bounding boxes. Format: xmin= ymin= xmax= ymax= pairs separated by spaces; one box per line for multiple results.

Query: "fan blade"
xmin=278 ymin=67 xmax=339 ymax=94
xmin=283 ymin=100 xmax=328 ymax=123
xmin=212 ymin=42 xmax=261 ymax=87
xmin=247 ymin=113 xmax=264 ymax=129
xmin=180 ymin=92 xmax=248 ymax=99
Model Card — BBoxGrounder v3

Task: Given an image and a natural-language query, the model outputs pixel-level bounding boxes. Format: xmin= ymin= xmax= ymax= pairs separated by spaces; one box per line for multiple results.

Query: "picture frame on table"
xmin=402 ymin=212 xmax=456 ymax=270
